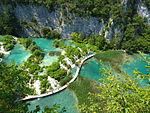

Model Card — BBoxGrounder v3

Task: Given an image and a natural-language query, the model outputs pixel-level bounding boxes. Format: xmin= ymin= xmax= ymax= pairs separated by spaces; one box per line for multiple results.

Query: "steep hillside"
xmin=0 ymin=0 xmax=150 ymax=53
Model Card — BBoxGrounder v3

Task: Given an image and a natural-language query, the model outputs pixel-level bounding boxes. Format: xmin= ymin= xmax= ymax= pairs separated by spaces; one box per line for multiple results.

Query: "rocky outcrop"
xmin=13 ymin=5 xmax=105 ymax=38
xmin=0 ymin=0 xmax=150 ymax=39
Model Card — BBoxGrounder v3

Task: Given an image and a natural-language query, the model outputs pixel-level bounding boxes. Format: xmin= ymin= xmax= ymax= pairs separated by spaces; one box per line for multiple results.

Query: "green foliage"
xmin=69 ymin=76 xmax=100 ymax=106
xmin=94 ymin=50 xmax=126 ymax=72
xmin=58 ymin=55 xmax=65 ymax=62
xmin=41 ymin=27 xmax=61 ymax=39
xmin=46 ymin=62 xmax=67 ymax=81
xmin=0 ymin=63 xmax=31 ymax=113
xmin=120 ymin=13 xmax=150 ymax=53
xmin=19 ymin=38 xmax=40 ymax=52
xmin=51 ymin=69 xmax=67 ymax=81
xmin=0 ymin=0 xmax=124 ymax=20
xmin=40 ymin=79 xmax=51 ymax=94
xmin=4 ymin=44 xmax=14 ymax=51
xmin=27 ymin=49 xmax=44 ymax=64
xmin=0 ymin=53 xmax=4 ymax=58
xmin=28 ymin=64 xmax=42 ymax=74
xmin=47 ymin=62 xmax=60 ymax=72
xmin=40 ymin=88 xmax=46 ymax=94
xmin=80 ymin=57 xmax=150 ymax=113
xmin=109 ymin=33 xmax=121 ymax=49
xmin=53 ymin=39 xmax=65 ymax=48
xmin=1 ymin=35 xmax=16 ymax=51
xmin=65 ymin=46 xmax=81 ymax=58
xmin=0 ymin=6 xmax=21 ymax=36
xmin=60 ymin=75 xmax=72 ymax=86
xmin=143 ymin=0 xmax=150 ymax=9
xmin=122 ymin=38 xmax=150 ymax=54
xmin=19 ymin=38 xmax=45 ymax=64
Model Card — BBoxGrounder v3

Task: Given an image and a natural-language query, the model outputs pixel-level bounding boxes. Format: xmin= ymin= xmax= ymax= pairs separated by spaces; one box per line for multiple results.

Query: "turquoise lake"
xmin=32 ymin=38 xmax=61 ymax=53
xmin=32 ymin=38 xmax=61 ymax=66
xmin=123 ymin=54 xmax=149 ymax=75
xmin=5 ymin=44 xmax=31 ymax=65
xmin=3 ymin=38 xmax=149 ymax=113
xmin=28 ymin=89 xmax=79 ymax=113
xmin=28 ymin=54 xmax=149 ymax=113
xmin=122 ymin=54 xmax=150 ymax=85
xmin=80 ymin=58 xmax=104 ymax=81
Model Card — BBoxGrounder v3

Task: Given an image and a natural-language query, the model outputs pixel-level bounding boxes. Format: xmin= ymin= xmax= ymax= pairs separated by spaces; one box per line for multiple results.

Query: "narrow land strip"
xmin=20 ymin=53 xmax=95 ymax=101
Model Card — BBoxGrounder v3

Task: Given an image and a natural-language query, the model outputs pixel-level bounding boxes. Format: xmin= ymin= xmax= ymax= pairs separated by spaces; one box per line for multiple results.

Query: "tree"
xmin=0 ymin=6 xmax=21 ymax=36
xmin=0 ymin=63 xmax=31 ymax=113
xmin=80 ymin=56 xmax=150 ymax=113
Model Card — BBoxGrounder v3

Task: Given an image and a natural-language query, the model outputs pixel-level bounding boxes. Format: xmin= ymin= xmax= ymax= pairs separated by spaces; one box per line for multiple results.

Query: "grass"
xmin=94 ymin=50 xmax=128 ymax=73
xmin=68 ymin=75 xmax=100 ymax=106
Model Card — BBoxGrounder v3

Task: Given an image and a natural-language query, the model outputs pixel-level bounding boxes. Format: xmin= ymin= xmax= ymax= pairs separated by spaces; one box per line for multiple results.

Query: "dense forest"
xmin=0 ymin=0 xmax=149 ymax=53
xmin=0 ymin=0 xmax=150 ymax=113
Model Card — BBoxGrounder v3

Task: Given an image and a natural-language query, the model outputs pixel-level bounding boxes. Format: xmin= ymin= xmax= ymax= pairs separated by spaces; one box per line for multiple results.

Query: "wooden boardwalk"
xmin=20 ymin=54 xmax=95 ymax=101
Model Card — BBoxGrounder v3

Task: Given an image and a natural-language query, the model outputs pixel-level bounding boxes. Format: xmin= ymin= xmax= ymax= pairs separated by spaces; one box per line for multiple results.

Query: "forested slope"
xmin=0 ymin=0 xmax=150 ymax=53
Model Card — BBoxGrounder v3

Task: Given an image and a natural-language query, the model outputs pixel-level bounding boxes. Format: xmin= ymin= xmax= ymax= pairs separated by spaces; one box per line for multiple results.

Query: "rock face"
xmin=137 ymin=0 xmax=150 ymax=24
xmin=1 ymin=0 xmax=149 ymax=39
xmin=13 ymin=5 xmax=105 ymax=38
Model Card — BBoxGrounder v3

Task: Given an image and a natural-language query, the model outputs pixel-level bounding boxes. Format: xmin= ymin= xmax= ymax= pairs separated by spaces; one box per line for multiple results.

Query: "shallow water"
xmin=32 ymin=38 xmax=61 ymax=53
xmin=10 ymin=39 xmax=148 ymax=113
xmin=40 ymin=53 xmax=58 ymax=66
xmin=80 ymin=58 xmax=107 ymax=81
xmin=29 ymin=54 xmax=150 ymax=113
xmin=27 ymin=39 xmax=80 ymax=113
xmin=122 ymin=54 xmax=150 ymax=85
xmin=123 ymin=54 xmax=149 ymax=75
xmin=5 ymin=44 xmax=31 ymax=65
xmin=28 ymin=89 xmax=79 ymax=113
xmin=32 ymin=38 xmax=61 ymax=66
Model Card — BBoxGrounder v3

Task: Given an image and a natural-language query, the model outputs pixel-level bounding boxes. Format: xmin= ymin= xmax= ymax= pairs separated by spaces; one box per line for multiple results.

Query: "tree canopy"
xmin=80 ymin=55 xmax=150 ymax=113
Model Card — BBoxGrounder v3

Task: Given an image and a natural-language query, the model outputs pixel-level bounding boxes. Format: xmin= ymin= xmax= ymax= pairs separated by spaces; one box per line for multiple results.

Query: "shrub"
xmin=60 ymin=75 xmax=72 ymax=86
xmin=41 ymin=88 xmax=46 ymax=94
xmin=4 ymin=44 xmax=14 ymax=51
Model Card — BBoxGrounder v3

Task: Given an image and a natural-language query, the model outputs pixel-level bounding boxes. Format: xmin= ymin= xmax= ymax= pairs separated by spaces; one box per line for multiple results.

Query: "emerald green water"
xmin=5 ymin=44 xmax=31 ymax=65
xmin=80 ymin=58 xmax=102 ymax=80
xmin=32 ymin=38 xmax=61 ymax=66
xmin=80 ymin=58 xmax=109 ymax=81
xmin=123 ymin=54 xmax=150 ymax=85
xmin=123 ymin=54 xmax=150 ymax=75
xmin=28 ymin=89 xmax=79 ymax=113
xmin=28 ymin=53 xmax=149 ymax=113
xmin=4 ymin=37 xmax=149 ymax=113
xmin=32 ymin=38 xmax=61 ymax=52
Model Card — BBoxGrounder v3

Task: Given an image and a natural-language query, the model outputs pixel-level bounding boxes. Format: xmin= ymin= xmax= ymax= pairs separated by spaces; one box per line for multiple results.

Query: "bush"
xmin=60 ymin=75 xmax=72 ymax=86
xmin=4 ymin=44 xmax=14 ymax=51
xmin=0 ymin=53 xmax=4 ymax=58
xmin=41 ymin=88 xmax=46 ymax=94
xmin=47 ymin=62 xmax=60 ymax=72
xmin=41 ymin=27 xmax=60 ymax=39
